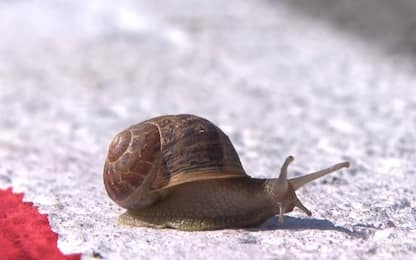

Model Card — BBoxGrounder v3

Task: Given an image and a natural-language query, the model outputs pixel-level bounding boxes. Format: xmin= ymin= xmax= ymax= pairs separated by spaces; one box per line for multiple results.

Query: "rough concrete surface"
xmin=1 ymin=0 xmax=416 ymax=259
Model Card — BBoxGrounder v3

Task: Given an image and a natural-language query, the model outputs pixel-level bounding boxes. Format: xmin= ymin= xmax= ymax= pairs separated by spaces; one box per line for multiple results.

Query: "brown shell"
xmin=103 ymin=114 xmax=247 ymax=209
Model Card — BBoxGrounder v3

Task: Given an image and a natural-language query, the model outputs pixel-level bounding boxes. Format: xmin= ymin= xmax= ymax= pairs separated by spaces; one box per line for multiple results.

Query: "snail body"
xmin=103 ymin=114 xmax=349 ymax=231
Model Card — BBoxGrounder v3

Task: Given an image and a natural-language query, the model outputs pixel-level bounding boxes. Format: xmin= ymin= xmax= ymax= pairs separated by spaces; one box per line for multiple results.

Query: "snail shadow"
xmin=247 ymin=216 xmax=353 ymax=236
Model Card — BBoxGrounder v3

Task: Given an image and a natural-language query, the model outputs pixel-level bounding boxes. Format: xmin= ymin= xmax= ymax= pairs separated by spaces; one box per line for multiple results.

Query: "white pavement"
xmin=1 ymin=0 xmax=415 ymax=259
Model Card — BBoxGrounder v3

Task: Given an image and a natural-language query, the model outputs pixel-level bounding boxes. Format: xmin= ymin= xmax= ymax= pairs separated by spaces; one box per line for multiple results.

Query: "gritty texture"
xmin=1 ymin=0 xmax=416 ymax=259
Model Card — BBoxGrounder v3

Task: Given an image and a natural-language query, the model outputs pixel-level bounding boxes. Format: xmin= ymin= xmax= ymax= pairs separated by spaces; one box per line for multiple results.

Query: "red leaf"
xmin=0 ymin=188 xmax=81 ymax=260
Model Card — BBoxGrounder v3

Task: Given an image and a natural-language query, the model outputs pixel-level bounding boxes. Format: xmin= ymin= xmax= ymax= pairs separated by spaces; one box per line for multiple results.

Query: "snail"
xmin=103 ymin=114 xmax=349 ymax=231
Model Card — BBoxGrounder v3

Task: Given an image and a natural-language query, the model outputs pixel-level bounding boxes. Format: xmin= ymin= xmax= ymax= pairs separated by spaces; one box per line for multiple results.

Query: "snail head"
xmin=268 ymin=155 xmax=350 ymax=224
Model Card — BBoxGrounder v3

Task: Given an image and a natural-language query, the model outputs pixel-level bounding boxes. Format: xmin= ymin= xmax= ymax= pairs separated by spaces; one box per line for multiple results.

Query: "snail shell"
xmin=104 ymin=114 xmax=246 ymax=209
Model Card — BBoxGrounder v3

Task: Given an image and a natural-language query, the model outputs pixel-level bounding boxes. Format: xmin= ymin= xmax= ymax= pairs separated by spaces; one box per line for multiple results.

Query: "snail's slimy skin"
xmin=117 ymin=159 xmax=350 ymax=231
xmin=118 ymin=178 xmax=293 ymax=231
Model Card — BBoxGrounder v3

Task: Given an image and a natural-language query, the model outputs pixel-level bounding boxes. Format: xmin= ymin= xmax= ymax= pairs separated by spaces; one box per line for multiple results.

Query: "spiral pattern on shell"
xmin=103 ymin=114 xmax=247 ymax=210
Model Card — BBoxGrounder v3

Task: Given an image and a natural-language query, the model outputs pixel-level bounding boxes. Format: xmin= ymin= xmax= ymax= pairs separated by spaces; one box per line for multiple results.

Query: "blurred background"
xmin=1 ymin=0 xmax=416 ymax=179
xmin=0 ymin=0 xmax=415 ymax=258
